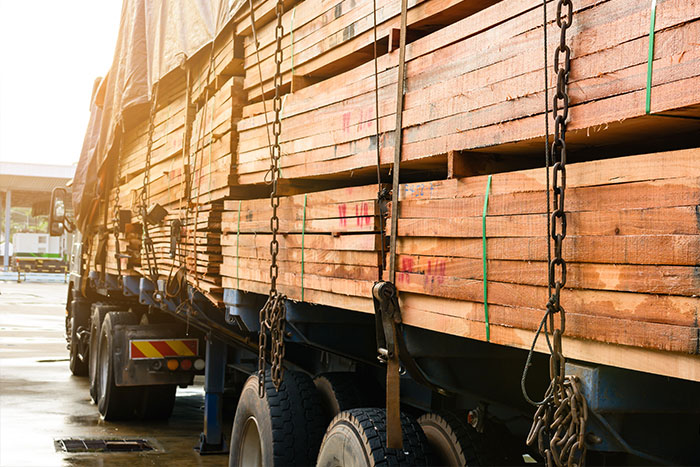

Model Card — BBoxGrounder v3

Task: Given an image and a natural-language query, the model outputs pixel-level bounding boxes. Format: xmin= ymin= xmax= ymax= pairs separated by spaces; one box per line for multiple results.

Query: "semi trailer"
xmin=58 ymin=0 xmax=700 ymax=465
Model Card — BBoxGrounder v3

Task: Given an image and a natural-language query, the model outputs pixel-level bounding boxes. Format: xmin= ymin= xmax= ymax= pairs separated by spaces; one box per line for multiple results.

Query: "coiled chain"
xmin=258 ymin=0 xmax=287 ymax=398
xmin=526 ymin=2 xmax=588 ymax=466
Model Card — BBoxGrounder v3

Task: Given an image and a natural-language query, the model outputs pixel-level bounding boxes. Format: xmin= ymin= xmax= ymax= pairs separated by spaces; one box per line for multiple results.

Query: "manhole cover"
xmin=54 ymin=438 xmax=155 ymax=453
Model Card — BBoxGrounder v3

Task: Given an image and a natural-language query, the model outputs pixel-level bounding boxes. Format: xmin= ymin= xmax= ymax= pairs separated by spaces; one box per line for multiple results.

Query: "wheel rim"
xmin=98 ymin=330 xmax=109 ymax=404
xmin=239 ymin=416 xmax=263 ymax=467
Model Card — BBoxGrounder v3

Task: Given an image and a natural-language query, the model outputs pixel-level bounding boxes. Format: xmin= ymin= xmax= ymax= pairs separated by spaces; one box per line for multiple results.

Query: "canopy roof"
xmin=0 ymin=162 xmax=75 ymax=208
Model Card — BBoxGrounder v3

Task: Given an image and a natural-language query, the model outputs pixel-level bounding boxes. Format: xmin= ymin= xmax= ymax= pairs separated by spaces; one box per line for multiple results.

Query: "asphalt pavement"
xmin=0 ymin=280 xmax=229 ymax=467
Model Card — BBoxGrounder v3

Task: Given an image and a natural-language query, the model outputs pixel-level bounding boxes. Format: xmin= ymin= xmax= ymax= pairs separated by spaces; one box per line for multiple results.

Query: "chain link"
xmin=257 ymin=0 xmax=287 ymax=398
xmin=113 ymin=141 xmax=123 ymax=287
xmin=142 ymin=83 xmax=158 ymax=210
xmin=141 ymin=83 xmax=161 ymax=290
xmin=526 ymin=2 xmax=588 ymax=466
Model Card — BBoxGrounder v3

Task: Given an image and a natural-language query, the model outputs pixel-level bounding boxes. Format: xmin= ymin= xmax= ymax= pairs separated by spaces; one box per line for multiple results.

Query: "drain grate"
xmin=55 ymin=438 xmax=155 ymax=453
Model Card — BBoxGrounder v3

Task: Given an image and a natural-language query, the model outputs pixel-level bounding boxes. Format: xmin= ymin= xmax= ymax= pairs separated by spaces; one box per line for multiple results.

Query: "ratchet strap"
xmin=372 ymin=282 xmax=448 ymax=395
xmin=384 ymin=0 xmax=410 ymax=449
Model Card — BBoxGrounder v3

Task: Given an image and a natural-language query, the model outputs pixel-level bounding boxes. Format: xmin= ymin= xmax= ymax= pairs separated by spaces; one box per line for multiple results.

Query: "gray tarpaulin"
xmin=73 ymin=0 xmax=239 ymax=231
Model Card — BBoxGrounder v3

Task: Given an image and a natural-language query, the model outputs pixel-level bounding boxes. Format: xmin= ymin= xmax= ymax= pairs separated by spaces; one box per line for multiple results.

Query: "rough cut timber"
xmin=100 ymin=66 xmax=246 ymax=303
xmin=220 ymin=149 xmax=700 ymax=381
xmin=234 ymin=0 xmax=700 ymax=187
xmin=220 ymin=185 xmax=385 ymax=309
xmin=388 ymin=149 xmax=700 ymax=357
xmin=239 ymin=0 xmax=500 ymax=100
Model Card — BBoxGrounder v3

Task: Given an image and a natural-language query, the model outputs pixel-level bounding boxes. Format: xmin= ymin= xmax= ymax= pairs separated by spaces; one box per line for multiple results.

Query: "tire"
xmin=68 ymin=300 xmax=90 ymax=376
xmin=96 ymin=311 xmax=141 ymax=421
xmin=314 ymin=372 xmax=375 ymax=422
xmin=316 ymin=408 xmax=431 ymax=467
xmin=88 ymin=303 xmax=120 ymax=402
xmin=229 ymin=371 xmax=326 ymax=466
xmin=138 ymin=385 xmax=177 ymax=420
xmin=418 ymin=412 xmax=515 ymax=466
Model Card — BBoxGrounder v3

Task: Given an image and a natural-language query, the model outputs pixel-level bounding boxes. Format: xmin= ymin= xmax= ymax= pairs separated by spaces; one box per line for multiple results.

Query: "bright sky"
xmin=0 ymin=1 xmax=123 ymax=167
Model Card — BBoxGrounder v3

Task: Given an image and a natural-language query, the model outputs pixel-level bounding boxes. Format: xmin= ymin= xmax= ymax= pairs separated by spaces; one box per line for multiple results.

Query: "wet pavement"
xmin=0 ymin=281 xmax=230 ymax=467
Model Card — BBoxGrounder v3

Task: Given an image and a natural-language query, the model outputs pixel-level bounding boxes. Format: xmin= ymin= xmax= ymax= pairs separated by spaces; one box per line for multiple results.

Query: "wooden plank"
xmin=398 ymin=294 xmax=700 ymax=382
xmin=222 ymin=232 xmax=382 ymax=250
xmin=396 ymin=177 xmax=700 ymax=218
xmin=395 ymin=234 xmax=700 ymax=266
xmin=222 ymin=245 xmax=380 ymax=266
xmin=243 ymin=0 xmax=503 ymax=100
xmin=392 ymin=206 xmax=700 ymax=238
xmin=394 ymin=255 xmax=700 ymax=296
xmin=391 ymin=269 xmax=700 ymax=328
xmin=398 ymin=293 xmax=699 ymax=355
xmin=234 ymin=0 xmax=700 ymax=183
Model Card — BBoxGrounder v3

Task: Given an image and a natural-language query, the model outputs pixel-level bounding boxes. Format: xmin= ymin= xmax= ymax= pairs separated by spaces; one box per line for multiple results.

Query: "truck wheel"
xmin=96 ymin=311 xmax=140 ymax=420
xmin=229 ymin=371 xmax=326 ymax=466
xmin=314 ymin=373 xmax=375 ymax=422
xmin=138 ymin=385 xmax=177 ymax=420
xmin=418 ymin=412 xmax=510 ymax=466
xmin=316 ymin=408 xmax=431 ymax=467
xmin=88 ymin=303 xmax=120 ymax=402
xmin=68 ymin=300 xmax=90 ymax=376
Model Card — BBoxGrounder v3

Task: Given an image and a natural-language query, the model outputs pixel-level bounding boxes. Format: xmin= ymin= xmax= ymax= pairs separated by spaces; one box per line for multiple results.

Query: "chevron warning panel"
xmin=129 ymin=339 xmax=199 ymax=360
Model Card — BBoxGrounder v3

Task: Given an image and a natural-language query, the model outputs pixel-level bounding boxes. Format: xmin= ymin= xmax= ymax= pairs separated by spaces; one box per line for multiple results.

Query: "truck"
xmin=57 ymin=0 xmax=699 ymax=465
xmin=13 ymin=232 xmax=68 ymax=273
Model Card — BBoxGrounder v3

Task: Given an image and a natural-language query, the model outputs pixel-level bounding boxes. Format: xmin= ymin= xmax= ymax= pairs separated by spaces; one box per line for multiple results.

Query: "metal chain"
xmin=142 ymin=83 xmax=158 ymax=210
xmin=141 ymin=82 xmax=160 ymax=289
xmin=525 ymin=2 xmax=588 ymax=466
xmin=113 ymin=138 xmax=123 ymax=286
xmin=189 ymin=35 xmax=217 ymax=290
xmin=258 ymin=0 xmax=287 ymax=398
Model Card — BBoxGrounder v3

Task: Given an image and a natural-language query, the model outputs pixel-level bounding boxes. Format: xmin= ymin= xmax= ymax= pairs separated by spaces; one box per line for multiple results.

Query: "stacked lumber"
xmin=98 ymin=70 xmax=245 ymax=301
xmin=388 ymin=149 xmax=700 ymax=357
xmin=238 ymin=0 xmax=500 ymax=100
xmin=188 ymin=76 xmax=246 ymax=203
xmin=220 ymin=185 xmax=384 ymax=311
xmin=234 ymin=0 xmax=700 ymax=186
xmin=139 ymin=203 xmax=225 ymax=303
xmin=190 ymin=22 xmax=244 ymax=103
xmin=219 ymin=149 xmax=700 ymax=380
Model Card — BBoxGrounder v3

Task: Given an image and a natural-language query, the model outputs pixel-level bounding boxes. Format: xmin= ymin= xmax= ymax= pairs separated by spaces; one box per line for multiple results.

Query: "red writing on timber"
xmin=338 ymin=204 xmax=347 ymax=226
xmin=396 ymin=256 xmax=447 ymax=288
xmin=355 ymin=202 xmax=371 ymax=226
xmin=342 ymin=110 xmax=378 ymax=134
xmin=396 ymin=256 xmax=414 ymax=284
xmin=342 ymin=112 xmax=351 ymax=132
xmin=424 ymin=258 xmax=446 ymax=288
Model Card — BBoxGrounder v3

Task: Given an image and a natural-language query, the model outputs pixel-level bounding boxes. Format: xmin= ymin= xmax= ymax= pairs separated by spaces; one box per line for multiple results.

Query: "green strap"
xmin=645 ymin=0 xmax=658 ymax=114
xmin=236 ymin=200 xmax=241 ymax=290
xmin=301 ymin=194 xmax=307 ymax=301
xmin=482 ymin=175 xmax=493 ymax=342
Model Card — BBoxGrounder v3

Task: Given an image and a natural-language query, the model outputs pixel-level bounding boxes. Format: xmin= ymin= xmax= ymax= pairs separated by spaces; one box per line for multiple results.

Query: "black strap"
xmin=372 ymin=281 xmax=449 ymax=395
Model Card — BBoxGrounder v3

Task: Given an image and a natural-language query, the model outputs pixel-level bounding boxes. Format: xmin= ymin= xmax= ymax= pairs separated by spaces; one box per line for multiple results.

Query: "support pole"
xmin=4 ymin=190 xmax=10 ymax=272
xmin=197 ymin=336 xmax=228 ymax=455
